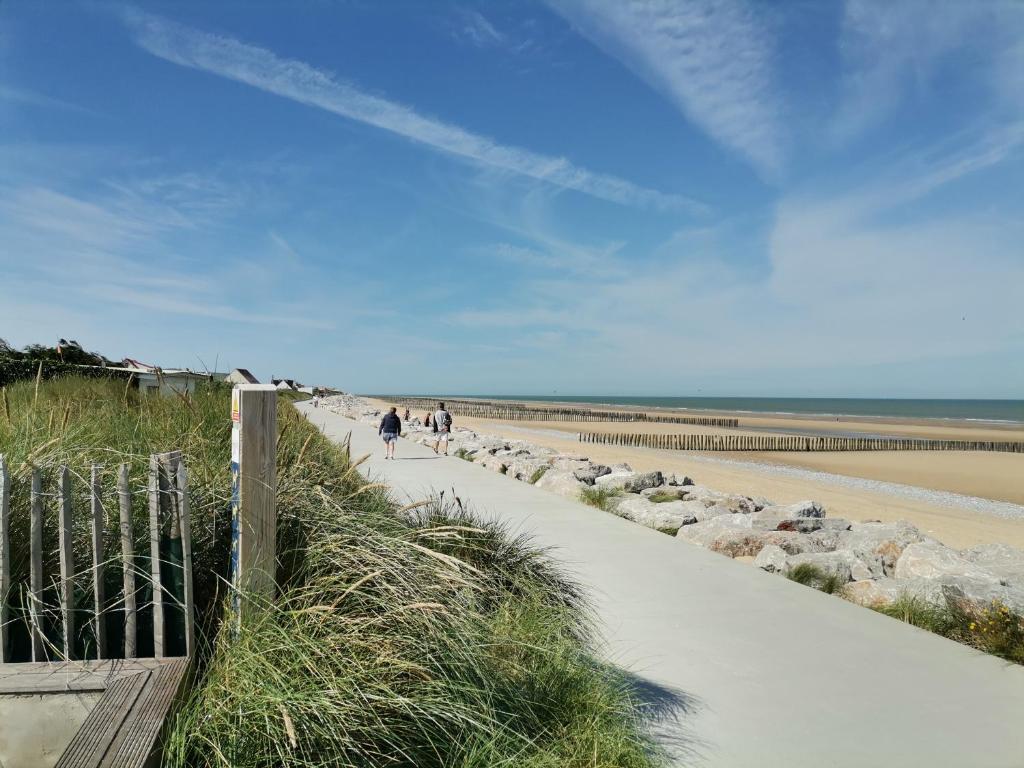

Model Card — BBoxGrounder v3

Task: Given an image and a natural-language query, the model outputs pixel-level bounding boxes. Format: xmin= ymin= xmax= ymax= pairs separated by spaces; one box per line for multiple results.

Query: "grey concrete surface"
xmin=0 ymin=692 xmax=98 ymax=768
xmin=300 ymin=403 xmax=1024 ymax=767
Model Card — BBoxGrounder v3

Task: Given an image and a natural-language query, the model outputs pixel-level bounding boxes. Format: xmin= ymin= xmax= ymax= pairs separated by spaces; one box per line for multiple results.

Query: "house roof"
xmin=230 ymin=368 xmax=260 ymax=383
xmin=120 ymin=358 xmax=158 ymax=372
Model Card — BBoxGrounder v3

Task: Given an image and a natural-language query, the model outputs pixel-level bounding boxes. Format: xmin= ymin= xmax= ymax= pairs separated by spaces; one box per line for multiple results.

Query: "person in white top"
xmin=432 ymin=401 xmax=453 ymax=455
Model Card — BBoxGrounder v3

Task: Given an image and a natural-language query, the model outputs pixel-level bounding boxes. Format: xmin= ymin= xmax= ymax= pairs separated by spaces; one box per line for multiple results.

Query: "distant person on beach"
xmin=424 ymin=412 xmax=432 ymax=428
xmin=433 ymin=401 xmax=453 ymax=455
xmin=404 ymin=408 xmax=411 ymax=421
xmin=379 ymin=406 xmax=401 ymax=459
xmin=312 ymin=394 xmax=320 ymax=408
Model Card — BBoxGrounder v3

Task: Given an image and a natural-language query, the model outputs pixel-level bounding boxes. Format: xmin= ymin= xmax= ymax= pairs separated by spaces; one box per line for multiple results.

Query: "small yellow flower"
xmin=969 ymin=622 xmax=976 ymax=630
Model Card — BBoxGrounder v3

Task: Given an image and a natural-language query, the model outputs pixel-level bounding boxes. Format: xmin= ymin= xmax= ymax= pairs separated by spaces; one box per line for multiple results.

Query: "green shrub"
xmin=454 ymin=447 xmax=474 ymax=461
xmin=579 ymin=486 xmax=622 ymax=512
xmin=873 ymin=594 xmax=956 ymax=634
xmin=873 ymin=596 xmax=1024 ymax=665
xmin=276 ymin=389 xmax=311 ymax=402
xmin=529 ymin=466 xmax=549 ymax=484
xmin=0 ymin=359 xmax=135 ymax=388
xmin=786 ymin=563 xmax=845 ymax=595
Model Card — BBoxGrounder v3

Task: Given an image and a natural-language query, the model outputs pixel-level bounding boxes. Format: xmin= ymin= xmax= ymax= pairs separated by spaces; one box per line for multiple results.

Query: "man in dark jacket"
xmin=379 ymin=406 xmax=402 ymax=459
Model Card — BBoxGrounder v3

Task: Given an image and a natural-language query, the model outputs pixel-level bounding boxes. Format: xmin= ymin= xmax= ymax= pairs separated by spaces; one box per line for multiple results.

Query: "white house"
xmin=115 ymin=359 xmax=212 ymax=396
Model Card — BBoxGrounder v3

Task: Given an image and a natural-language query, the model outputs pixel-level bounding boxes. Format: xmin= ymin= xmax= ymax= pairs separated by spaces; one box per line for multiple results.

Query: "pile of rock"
xmin=319 ymin=395 xmax=1024 ymax=617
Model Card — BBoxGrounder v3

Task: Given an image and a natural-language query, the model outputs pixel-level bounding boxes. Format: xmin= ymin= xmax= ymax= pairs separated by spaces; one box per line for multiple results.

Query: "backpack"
xmin=440 ymin=410 xmax=452 ymax=429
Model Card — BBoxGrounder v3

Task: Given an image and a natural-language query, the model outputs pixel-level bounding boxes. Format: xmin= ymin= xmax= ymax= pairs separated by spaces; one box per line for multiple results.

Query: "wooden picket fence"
xmin=0 ymin=451 xmax=194 ymax=664
xmin=578 ymin=432 xmax=1024 ymax=453
xmin=385 ymin=397 xmax=739 ymax=427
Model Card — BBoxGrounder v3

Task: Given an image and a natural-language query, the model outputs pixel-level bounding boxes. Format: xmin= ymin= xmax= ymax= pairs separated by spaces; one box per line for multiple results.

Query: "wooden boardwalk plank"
xmin=106 ymin=656 xmax=189 ymax=768
xmin=0 ymin=658 xmax=167 ymax=693
xmin=54 ymin=671 xmax=148 ymax=768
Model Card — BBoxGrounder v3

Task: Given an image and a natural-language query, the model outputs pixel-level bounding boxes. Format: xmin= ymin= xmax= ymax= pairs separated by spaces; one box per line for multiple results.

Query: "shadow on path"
xmin=619 ymin=667 xmax=709 ymax=765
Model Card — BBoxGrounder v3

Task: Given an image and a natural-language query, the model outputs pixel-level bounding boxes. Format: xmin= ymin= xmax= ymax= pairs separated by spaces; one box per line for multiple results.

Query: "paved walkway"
xmin=300 ymin=404 xmax=1024 ymax=767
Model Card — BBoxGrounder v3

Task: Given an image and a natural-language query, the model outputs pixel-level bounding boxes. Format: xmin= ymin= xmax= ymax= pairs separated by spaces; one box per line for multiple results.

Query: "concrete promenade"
xmin=299 ymin=403 xmax=1024 ymax=767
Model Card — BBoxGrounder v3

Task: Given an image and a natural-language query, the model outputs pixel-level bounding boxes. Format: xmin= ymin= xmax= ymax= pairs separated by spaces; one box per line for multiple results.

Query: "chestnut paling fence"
xmin=0 ymin=450 xmax=195 ymax=663
xmin=578 ymin=432 xmax=1024 ymax=453
xmin=380 ymin=397 xmax=739 ymax=428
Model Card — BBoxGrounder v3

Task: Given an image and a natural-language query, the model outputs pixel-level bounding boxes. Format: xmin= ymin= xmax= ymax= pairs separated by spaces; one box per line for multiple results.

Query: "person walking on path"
xmin=379 ymin=406 xmax=402 ymax=459
xmin=433 ymin=401 xmax=453 ymax=455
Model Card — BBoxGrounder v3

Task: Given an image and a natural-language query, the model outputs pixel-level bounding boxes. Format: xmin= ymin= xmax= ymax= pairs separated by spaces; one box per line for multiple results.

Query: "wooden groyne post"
xmin=385 ymin=397 xmax=739 ymax=428
xmin=577 ymin=432 xmax=1024 ymax=453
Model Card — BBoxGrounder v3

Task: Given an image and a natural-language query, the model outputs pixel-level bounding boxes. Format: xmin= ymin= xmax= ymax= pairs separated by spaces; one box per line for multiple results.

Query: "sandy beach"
xmin=368 ymin=397 xmax=1024 ymax=550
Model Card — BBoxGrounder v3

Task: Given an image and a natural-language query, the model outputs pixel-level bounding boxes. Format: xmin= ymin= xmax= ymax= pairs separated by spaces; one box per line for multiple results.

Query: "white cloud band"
xmin=123 ymin=10 xmax=702 ymax=213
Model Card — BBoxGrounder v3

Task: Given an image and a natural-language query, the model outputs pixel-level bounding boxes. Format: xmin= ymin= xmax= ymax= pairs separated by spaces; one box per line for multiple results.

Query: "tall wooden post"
xmin=0 ymin=455 xmax=9 ymax=663
xmin=231 ymin=385 xmax=278 ymax=622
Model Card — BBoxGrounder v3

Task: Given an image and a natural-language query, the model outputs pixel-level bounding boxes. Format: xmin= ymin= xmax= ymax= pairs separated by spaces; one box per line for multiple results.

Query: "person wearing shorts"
xmin=379 ymin=406 xmax=402 ymax=459
xmin=433 ymin=401 xmax=452 ymax=455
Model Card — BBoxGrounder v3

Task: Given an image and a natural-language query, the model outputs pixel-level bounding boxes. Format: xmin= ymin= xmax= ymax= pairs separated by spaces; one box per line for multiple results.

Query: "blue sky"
xmin=1 ymin=1 xmax=1022 ymax=397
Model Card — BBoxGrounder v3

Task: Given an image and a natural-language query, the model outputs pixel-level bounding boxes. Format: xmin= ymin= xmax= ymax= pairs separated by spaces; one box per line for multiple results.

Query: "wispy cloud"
xmin=439 ymin=130 xmax=1024 ymax=395
xmin=121 ymin=10 xmax=701 ymax=213
xmin=0 ymin=84 xmax=93 ymax=114
xmin=456 ymin=10 xmax=505 ymax=48
xmin=833 ymin=0 xmax=1024 ymax=141
xmin=547 ymin=0 xmax=784 ymax=179
xmin=0 ymin=178 xmax=333 ymax=330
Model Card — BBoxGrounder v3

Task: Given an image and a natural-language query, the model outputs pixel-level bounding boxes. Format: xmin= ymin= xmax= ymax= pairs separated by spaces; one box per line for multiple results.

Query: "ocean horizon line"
xmin=364 ymin=394 xmax=1024 ymax=424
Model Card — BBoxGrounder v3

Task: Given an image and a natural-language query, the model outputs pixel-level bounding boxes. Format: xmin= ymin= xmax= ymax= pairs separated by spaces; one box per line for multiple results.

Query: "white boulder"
xmin=753 ymin=544 xmax=788 ymax=573
xmin=534 ymin=469 xmax=587 ymax=500
xmin=894 ymin=541 xmax=996 ymax=582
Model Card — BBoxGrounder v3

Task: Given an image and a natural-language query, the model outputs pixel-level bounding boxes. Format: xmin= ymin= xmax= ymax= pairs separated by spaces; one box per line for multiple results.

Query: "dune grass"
xmin=785 ymin=563 xmax=846 ymax=595
xmin=0 ymin=377 xmax=665 ymax=767
xmin=872 ymin=595 xmax=1024 ymax=665
xmin=579 ymin=486 xmax=623 ymax=513
xmin=277 ymin=389 xmax=312 ymax=403
xmin=529 ymin=466 xmax=548 ymax=484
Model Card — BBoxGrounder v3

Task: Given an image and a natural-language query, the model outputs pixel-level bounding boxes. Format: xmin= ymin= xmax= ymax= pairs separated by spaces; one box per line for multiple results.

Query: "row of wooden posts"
xmin=387 ymin=397 xmax=739 ymax=427
xmin=578 ymin=432 xmax=1024 ymax=453
xmin=0 ymin=451 xmax=194 ymax=663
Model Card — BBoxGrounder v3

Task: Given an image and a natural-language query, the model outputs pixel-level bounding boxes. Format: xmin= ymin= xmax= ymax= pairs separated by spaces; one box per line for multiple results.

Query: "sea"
xmin=442 ymin=396 xmax=1024 ymax=424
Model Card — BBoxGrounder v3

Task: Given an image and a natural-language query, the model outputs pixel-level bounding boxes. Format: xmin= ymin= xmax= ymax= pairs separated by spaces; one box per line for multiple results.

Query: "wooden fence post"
xmin=90 ymin=464 xmax=106 ymax=659
xmin=58 ymin=466 xmax=74 ymax=660
xmin=119 ymin=463 xmax=137 ymax=658
xmin=30 ymin=469 xmax=44 ymax=660
xmin=148 ymin=455 xmax=165 ymax=658
xmin=231 ymin=385 xmax=278 ymax=622
xmin=0 ymin=455 xmax=8 ymax=663
xmin=177 ymin=461 xmax=195 ymax=657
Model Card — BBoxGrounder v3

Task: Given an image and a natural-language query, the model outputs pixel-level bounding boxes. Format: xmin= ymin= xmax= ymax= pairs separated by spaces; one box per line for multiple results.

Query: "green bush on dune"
xmin=0 ymin=378 xmax=664 ymax=767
